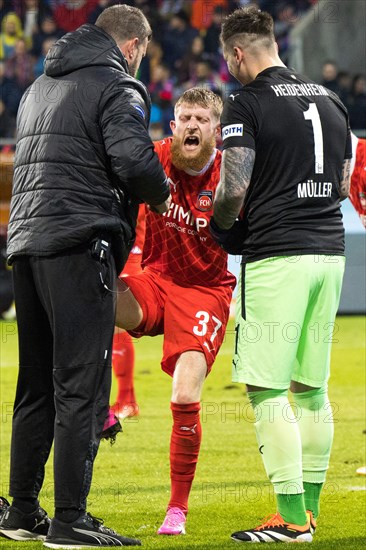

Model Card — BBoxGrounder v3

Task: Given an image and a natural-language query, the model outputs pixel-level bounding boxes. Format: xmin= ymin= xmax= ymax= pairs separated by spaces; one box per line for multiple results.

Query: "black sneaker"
xmin=0 ymin=497 xmax=10 ymax=521
xmin=43 ymin=512 xmax=141 ymax=547
xmin=0 ymin=504 xmax=50 ymax=541
xmin=231 ymin=512 xmax=312 ymax=543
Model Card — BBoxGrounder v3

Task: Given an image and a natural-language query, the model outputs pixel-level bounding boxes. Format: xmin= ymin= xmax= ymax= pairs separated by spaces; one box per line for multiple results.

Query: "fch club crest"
xmin=196 ymin=190 xmax=213 ymax=212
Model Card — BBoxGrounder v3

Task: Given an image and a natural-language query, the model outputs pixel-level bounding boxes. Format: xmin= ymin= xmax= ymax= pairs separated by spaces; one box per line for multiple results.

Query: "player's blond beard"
xmin=171 ymin=134 xmax=216 ymax=172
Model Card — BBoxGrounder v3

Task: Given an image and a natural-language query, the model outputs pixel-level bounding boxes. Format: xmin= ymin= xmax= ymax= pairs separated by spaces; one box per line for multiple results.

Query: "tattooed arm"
xmin=213 ymin=147 xmax=255 ymax=229
xmin=339 ymin=158 xmax=351 ymax=201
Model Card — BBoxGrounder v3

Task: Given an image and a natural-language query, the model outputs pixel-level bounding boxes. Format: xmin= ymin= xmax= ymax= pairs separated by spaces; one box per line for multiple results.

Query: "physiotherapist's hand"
xmin=148 ymin=194 xmax=172 ymax=214
xmin=209 ymin=217 xmax=245 ymax=255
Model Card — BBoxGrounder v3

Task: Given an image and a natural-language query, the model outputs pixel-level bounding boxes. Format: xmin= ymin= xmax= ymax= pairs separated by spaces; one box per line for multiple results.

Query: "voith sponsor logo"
xmin=222 ymin=124 xmax=243 ymax=140
xmin=196 ymin=190 xmax=213 ymax=212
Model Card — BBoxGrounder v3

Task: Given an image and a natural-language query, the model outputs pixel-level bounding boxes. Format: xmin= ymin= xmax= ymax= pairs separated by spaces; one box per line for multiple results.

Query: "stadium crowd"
xmin=1 ymin=0 xmax=363 ymax=146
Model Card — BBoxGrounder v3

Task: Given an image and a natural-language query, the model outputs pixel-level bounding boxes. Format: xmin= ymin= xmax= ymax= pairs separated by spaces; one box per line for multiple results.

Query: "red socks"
xmin=112 ymin=331 xmax=136 ymax=407
xmin=168 ymin=401 xmax=202 ymax=514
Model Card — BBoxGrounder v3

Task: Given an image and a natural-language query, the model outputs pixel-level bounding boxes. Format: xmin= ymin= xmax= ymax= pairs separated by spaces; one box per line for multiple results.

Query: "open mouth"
xmin=184 ymin=135 xmax=200 ymax=149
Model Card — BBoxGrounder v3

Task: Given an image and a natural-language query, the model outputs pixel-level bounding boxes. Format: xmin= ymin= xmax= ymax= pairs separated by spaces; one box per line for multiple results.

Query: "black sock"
xmin=55 ymin=508 xmax=83 ymax=523
xmin=12 ymin=497 xmax=38 ymax=514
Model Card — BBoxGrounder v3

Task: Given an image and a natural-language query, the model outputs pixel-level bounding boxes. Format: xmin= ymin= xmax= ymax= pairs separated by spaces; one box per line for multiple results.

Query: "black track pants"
xmin=9 ymin=245 xmax=116 ymax=510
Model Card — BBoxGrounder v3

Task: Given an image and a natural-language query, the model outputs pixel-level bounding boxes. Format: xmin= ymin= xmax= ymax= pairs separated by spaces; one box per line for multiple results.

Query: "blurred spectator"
xmin=0 ymin=97 xmax=16 ymax=138
xmin=149 ymin=121 xmax=165 ymax=141
xmin=161 ymin=10 xmax=198 ymax=72
xmin=321 ymin=60 xmax=340 ymax=94
xmin=149 ymin=62 xmax=173 ymax=102
xmin=149 ymin=62 xmax=174 ymax=135
xmin=204 ymin=5 xmax=226 ymax=60
xmin=150 ymin=102 xmax=162 ymax=126
xmin=274 ymin=2 xmax=299 ymax=61
xmin=0 ymin=0 xmax=13 ymax=21
xmin=337 ymin=70 xmax=352 ymax=104
xmin=137 ymin=38 xmax=163 ymax=85
xmin=53 ymin=0 xmax=99 ymax=33
xmin=159 ymin=0 xmax=185 ymax=18
xmin=31 ymin=15 xmax=63 ymax=57
xmin=34 ymin=36 xmax=56 ymax=78
xmin=17 ymin=0 xmax=52 ymax=48
xmin=348 ymin=74 xmax=366 ymax=130
xmin=178 ymin=35 xmax=208 ymax=84
xmin=184 ymin=59 xmax=222 ymax=96
xmin=259 ymin=0 xmax=315 ymax=16
xmin=0 ymin=60 xmax=23 ymax=116
xmin=0 ymin=11 xmax=23 ymax=60
xmin=4 ymin=38 xmax=34 ymax=91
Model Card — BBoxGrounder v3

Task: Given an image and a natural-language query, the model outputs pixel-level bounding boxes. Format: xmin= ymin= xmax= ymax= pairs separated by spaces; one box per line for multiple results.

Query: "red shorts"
xmin=124 ymin=268 xmax=232 ymax=376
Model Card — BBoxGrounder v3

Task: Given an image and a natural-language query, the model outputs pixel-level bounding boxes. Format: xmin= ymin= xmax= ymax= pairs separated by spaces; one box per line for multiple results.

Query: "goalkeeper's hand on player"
xmin=209 ymin=217 xmax=245 ymax=255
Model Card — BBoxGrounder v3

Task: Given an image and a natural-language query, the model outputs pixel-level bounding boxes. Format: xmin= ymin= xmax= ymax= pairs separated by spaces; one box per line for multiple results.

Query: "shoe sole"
xmin=44 ymin=544 xmax=105 ymax=549
xmin=157 ymin=527 xmax=186 ymax=535
xmin=157 ymin=531 xmax=186 ymax=536
xmin=117 ymin=411 xmax=139 ymax=420
xmin=231 ymin=533 xmax=313 ymax=543
xmin=114 ymin=407 xmax=139 ymax=420
xmin=44 ymin=541 xmax=141 ymax=548
xmin=45 ymin=544 xmax=104 ymax=548
xmin=0 ymin=528 xmax=46 ymax=541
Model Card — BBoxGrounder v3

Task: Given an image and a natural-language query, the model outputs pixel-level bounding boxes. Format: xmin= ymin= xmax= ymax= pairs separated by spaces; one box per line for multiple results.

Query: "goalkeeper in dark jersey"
xmin=210 ymin=6 xmax=352 ymax=544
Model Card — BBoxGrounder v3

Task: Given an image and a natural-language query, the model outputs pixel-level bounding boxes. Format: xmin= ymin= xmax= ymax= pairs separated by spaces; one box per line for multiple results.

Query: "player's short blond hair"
xmin=174 ymin=88 xmax=223 ymax=121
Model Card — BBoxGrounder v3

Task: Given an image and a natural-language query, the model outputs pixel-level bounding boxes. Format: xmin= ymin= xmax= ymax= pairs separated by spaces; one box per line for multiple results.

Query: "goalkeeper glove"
xmin=209 ymin=217 xmax=245 ymax=255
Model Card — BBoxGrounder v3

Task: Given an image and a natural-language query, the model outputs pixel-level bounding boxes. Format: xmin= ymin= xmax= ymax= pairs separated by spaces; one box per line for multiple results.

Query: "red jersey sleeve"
xmin=349 ymin=138 xmax=366 ymax=217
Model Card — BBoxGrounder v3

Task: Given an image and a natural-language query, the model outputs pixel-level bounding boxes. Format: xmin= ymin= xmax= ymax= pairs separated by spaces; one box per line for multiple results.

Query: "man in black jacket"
xmin=0 ymin=5 xmax=170 ymax=548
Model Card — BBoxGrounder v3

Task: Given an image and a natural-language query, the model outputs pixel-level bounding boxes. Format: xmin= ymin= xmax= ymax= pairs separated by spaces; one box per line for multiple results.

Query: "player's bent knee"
xmin=172 ymin=390 xmax=200 ymax=404
xmin=115 ymin=279 xmax=143 ymax=330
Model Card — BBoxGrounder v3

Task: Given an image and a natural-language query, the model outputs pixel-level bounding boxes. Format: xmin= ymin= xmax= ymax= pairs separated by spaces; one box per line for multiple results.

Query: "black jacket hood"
xmin=44 ymin=24 xmax=130 ymax=77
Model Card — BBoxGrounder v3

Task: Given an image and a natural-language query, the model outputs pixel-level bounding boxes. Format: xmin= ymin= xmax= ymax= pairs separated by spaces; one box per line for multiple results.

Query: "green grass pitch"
xmin=0 ymin=317 xmax=365 ymax=549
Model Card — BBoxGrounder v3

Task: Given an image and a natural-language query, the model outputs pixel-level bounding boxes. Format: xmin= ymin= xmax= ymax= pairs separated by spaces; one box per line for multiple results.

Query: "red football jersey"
xmin=142 ymin=138 xmax=236 ymax=288
xmin=349 ymin=137 xmax=366 ymax=217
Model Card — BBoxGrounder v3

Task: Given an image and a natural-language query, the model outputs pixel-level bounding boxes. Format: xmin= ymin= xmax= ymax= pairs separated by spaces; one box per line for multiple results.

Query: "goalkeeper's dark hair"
xmin=96 ymin=5 xmax=152 ymax=44
xmin=175 ymin=88 xmax=223 ymax=120
xmin=220 ymin=6 xmax=275 ymax=50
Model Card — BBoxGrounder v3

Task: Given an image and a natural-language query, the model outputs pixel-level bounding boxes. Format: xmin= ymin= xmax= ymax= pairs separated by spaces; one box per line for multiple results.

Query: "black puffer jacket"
xmin=7 ymin=24 xmax=169 ymax=271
